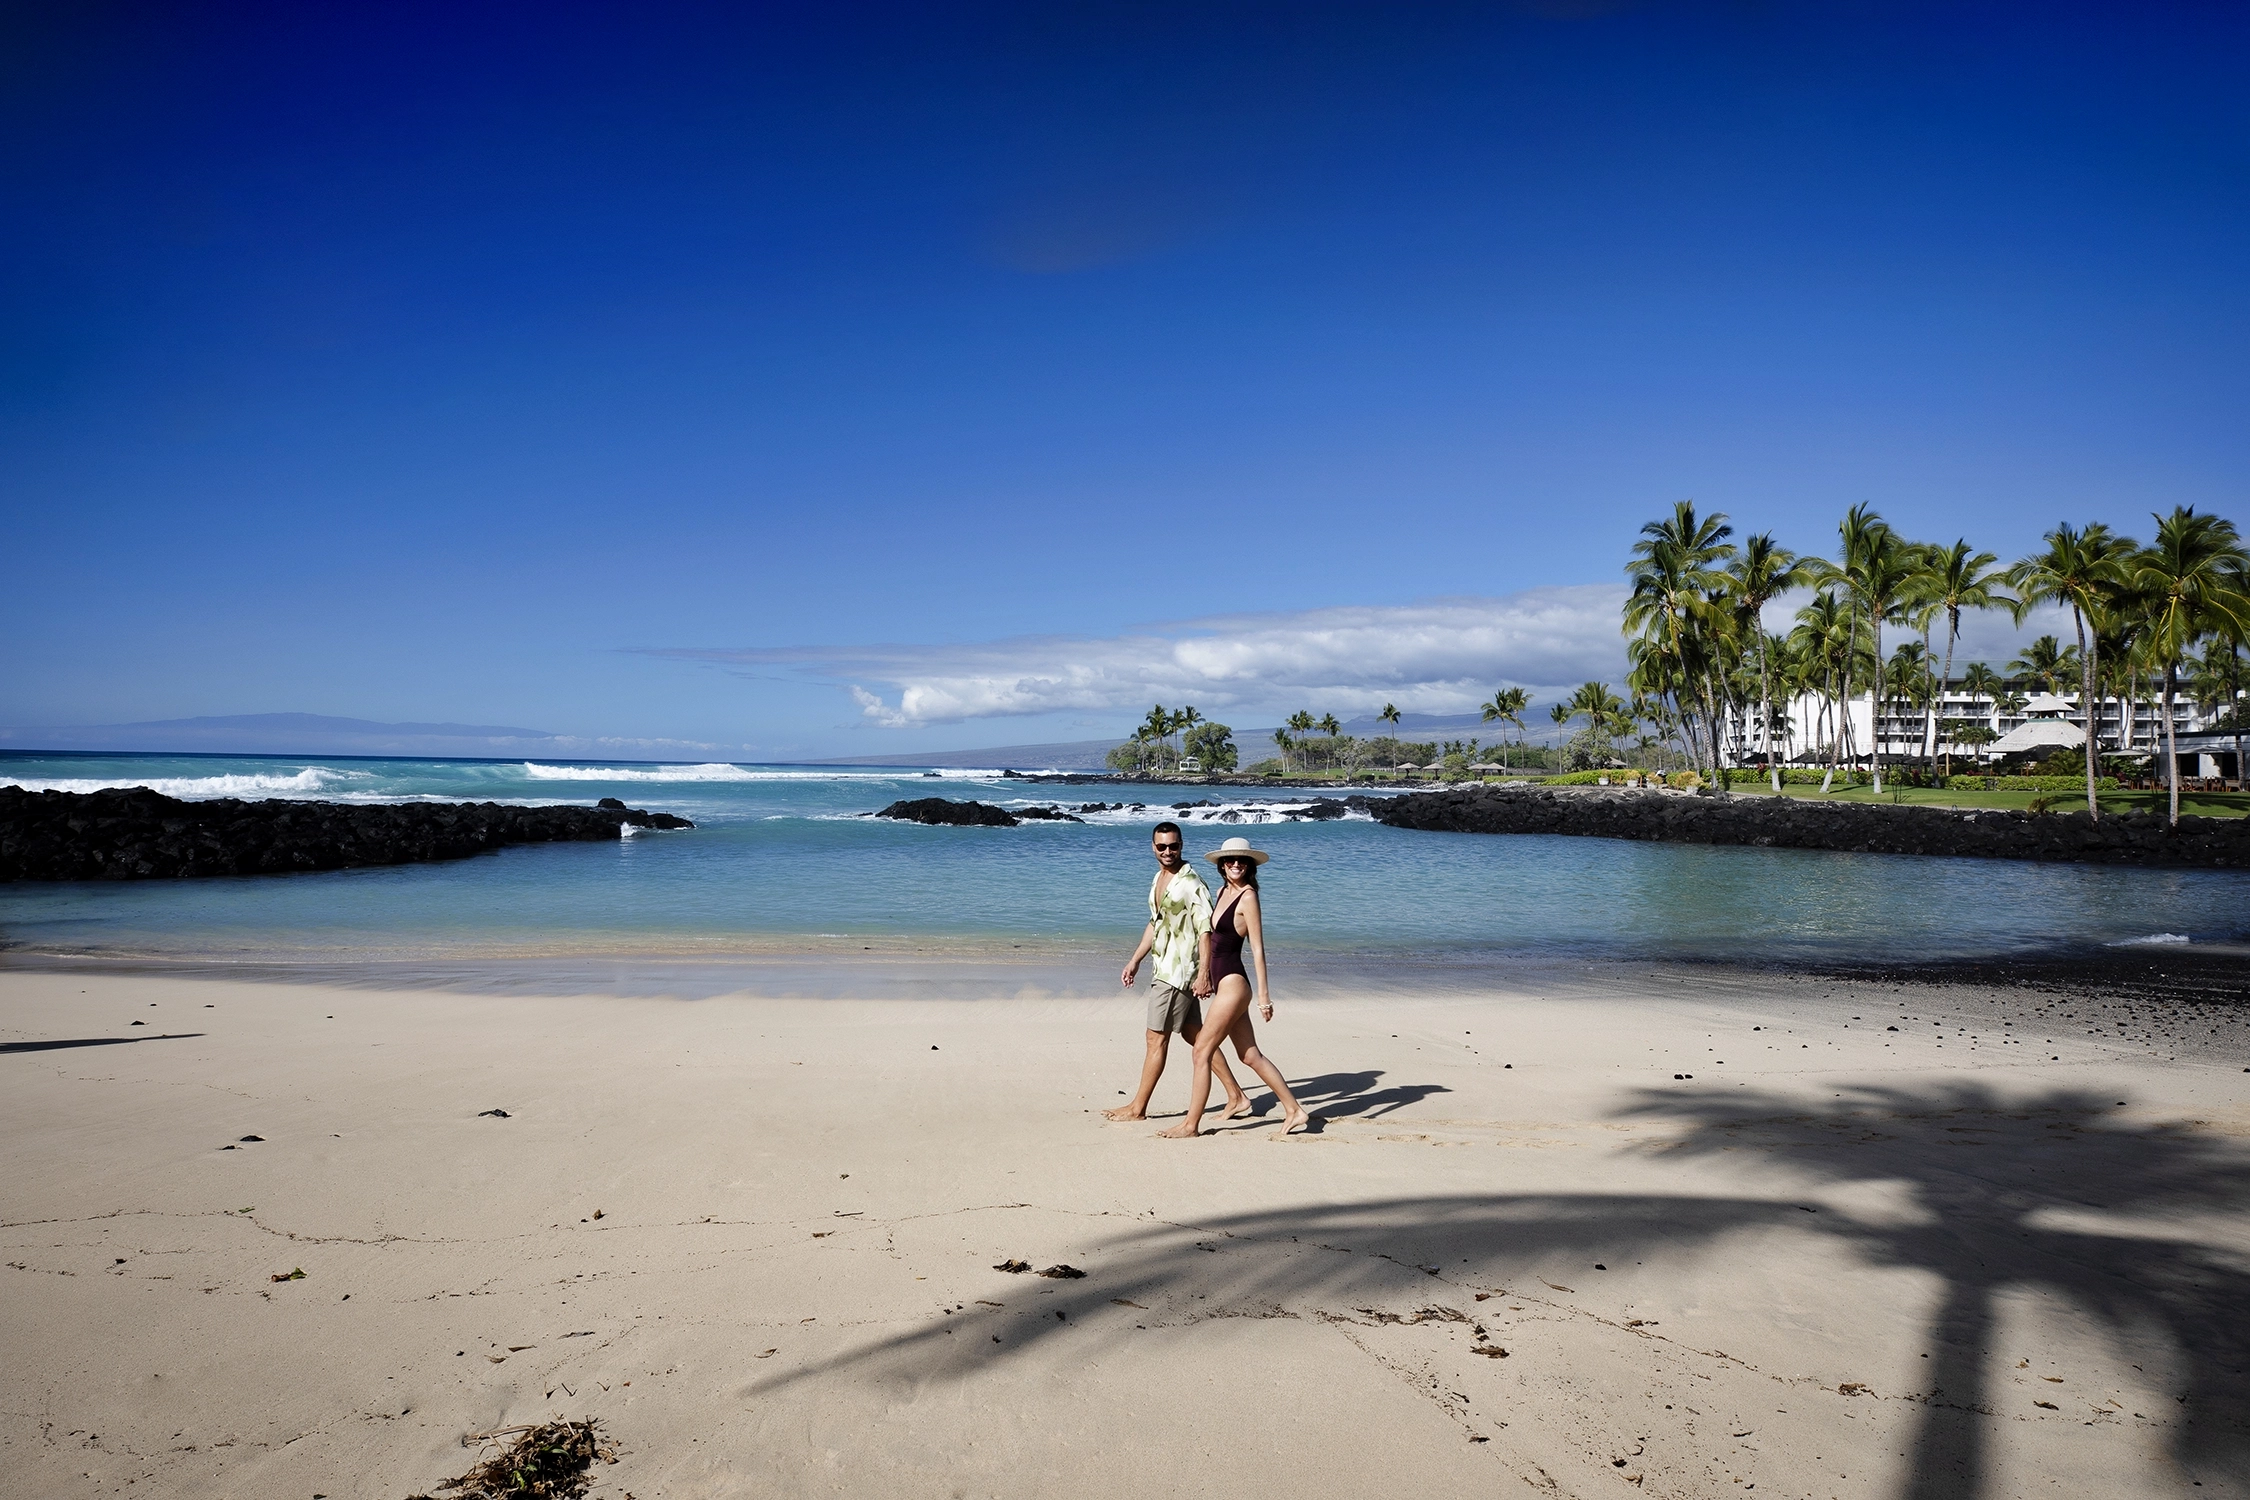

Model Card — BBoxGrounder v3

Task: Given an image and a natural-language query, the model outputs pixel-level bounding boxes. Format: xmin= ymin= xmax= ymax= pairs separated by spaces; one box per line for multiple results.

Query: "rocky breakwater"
xmin=1374 ymin=784 xmax=2250 ymax=869
xmin=0 ymin=786 xmax=693 ymax=881
xmin=873 ymin=798 xmax=1085 ymax=826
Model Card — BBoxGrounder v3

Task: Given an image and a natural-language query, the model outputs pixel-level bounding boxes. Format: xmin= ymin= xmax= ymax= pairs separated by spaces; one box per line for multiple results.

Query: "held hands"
xmin=1192 ymin=974 xmax=1215 ymax=999
xmin=1120 ymin=960 xmax=1139 ymax=989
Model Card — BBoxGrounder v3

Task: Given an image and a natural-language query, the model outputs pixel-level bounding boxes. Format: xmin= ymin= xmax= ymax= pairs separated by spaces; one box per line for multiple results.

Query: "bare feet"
xmin=1103 ymin=1106 xmax=1148 ymax=1122
xmin=1154 ymin=1121 xmax=1206 ymax=1139
xmin=1282 ymin=1107 xmax=1312 ymax=1135
xmin=1220 ymin=1097 xmax=1254 ymax=1120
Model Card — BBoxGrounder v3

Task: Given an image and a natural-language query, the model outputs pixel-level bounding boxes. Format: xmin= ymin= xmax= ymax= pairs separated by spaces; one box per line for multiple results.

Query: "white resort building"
xmin=1718 ymin=681 xmax=2242 ymax=782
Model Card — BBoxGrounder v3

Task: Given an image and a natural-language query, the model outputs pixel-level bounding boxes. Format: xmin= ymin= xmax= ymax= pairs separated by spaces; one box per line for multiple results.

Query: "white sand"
xmin=3 ymin=965 xmax=2246 ymax=1499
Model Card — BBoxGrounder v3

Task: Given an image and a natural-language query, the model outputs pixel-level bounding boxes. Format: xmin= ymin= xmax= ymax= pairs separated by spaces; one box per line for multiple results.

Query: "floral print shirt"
xmin=1147 ymin=864 xmax=1214 ymax=989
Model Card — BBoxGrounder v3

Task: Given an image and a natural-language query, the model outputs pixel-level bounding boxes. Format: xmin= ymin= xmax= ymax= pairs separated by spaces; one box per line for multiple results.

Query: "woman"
xmin=1157 ymin=837 xmax=1312 ymax=1137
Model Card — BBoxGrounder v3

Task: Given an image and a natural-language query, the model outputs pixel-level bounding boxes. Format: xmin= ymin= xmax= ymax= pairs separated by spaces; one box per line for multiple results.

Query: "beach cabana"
xmin=1986 ymin=719 xmax=2083 ymax=758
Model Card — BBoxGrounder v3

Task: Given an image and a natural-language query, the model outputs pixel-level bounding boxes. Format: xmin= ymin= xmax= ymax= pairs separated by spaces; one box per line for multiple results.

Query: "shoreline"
xmin=4 ymin=962 xmax=2245 ymax=1498
xmin=10 ymin=934 xmax=2249 ymax=1009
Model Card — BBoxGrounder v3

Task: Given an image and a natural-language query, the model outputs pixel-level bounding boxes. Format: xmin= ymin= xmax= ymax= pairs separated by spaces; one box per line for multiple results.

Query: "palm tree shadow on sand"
xmin=754 ymin=1080 xmax=2250 ymax=1497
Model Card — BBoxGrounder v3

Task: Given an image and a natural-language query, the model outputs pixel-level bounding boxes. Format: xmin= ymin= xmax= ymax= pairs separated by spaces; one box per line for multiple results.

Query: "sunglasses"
xmin=1153 ymin=841 xmax=1182 ymax=851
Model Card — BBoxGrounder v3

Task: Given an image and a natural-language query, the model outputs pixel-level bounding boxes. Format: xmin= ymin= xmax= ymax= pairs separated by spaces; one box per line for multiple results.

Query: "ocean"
xmin=2 ymin=750 xmax=2243 ymax=991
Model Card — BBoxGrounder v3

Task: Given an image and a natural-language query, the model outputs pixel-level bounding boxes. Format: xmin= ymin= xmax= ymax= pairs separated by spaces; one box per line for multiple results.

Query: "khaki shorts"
xmin=1146 ymin=981 xmax=1203 ymax=1035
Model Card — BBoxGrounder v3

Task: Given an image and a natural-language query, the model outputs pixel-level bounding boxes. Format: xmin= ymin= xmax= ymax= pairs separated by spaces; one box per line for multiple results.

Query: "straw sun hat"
xmin=1202 ymin=836 xmax=1271 ymax=867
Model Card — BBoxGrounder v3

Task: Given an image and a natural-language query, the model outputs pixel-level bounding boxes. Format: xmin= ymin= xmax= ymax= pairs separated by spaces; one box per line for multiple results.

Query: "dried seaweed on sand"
xmin=406 ymin=1418 xmax=617 ymax=1500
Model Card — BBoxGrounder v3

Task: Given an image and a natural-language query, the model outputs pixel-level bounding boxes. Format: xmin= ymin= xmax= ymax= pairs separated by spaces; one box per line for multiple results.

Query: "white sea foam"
xmin=2108 ymin=932 xmax=2191 ymax=946
xmin=518 ymin=762 xmax=995 ymax=784
xmin=6 ymin=767 xmax=364 ymax=800
xmin=521 ymin=762 xmax=768 ymax=782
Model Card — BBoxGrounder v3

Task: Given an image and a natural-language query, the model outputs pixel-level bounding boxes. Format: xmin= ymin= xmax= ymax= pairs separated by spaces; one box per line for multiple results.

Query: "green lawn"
xmin=1722 ymin=782 xmax=2250 ymax=819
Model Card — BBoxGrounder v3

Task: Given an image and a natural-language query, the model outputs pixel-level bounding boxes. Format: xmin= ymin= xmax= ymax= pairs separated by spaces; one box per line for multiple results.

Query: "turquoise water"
xmin=2 ymin=751 xmax=2245 ymax=972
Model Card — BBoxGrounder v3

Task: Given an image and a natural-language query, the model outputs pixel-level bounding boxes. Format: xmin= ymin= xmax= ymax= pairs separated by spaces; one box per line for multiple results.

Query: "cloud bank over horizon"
xmin=651 ymin=587 xmax=1633 ymax=729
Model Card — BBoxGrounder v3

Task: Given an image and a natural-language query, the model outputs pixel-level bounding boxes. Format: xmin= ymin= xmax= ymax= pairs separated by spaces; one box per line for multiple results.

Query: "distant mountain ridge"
xmin=0 ymin=713 xmax=715 ymax=760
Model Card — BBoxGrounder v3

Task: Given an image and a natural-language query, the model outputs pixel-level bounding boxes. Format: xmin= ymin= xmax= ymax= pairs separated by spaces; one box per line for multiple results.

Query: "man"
xmin=1105 ymin=822 xmax=1249 ymax=1122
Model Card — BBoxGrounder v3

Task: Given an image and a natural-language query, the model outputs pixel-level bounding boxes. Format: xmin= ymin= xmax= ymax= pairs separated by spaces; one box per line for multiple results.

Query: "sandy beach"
xmin=4 ymin=961 xmax=2247 ymax=1500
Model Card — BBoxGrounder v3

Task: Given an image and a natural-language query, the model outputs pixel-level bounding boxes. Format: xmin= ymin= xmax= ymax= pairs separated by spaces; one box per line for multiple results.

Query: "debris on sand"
xmin=1036 ymin=1264 xmax=1086 ymax=1279
xmin=407 ymin=1418 xmax=617 ymax=1499
xmin=270 ymin=1268 xmax=306 ymax=1283
xmin=992 ymin=1259 xmax=1031 ymax=1273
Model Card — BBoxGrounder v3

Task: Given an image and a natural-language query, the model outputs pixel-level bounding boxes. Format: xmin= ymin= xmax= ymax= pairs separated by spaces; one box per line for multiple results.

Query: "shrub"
xmin=1944 ymin=775 xmax=2119 ymax=791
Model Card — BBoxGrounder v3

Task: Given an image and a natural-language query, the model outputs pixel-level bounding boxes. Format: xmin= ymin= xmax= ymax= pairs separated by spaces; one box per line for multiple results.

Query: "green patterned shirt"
xmin=1147 ymin=864 xmax=1214 ymax=989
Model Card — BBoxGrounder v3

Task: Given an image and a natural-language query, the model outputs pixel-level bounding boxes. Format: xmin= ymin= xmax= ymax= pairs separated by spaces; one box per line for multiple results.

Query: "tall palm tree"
xmin=1790 ymin=589 xmax=1853 ymax=791
xmin=1623 ymin=501 xmax=1737 ymax=776
xmin=2127 ymin=508 xmax=2250 ymax=826
xmin=1914 ymin=539 xmax=2011 ymax=766
xmin=1271 ymin=726 xmax=1293 ymax=774
xmin=1823 ymin=504 xmax=1890 ymax=776
xmin=1955 ymin=662 xmax=2002 ymax=775
xmin=1727 ymin=533 xmax=1813 ymax=791
xmin=1174 ymin=706 xmax=1204 ymax=763
xmin=2008 ymin=636 xmax=2072 ymax=697
xmin=2186 ymin=628 xmax=2246 ymax=790
xmin=1841 ymin=520 xmax=1921 ymax=793
xmin=1480 ymin=686 xmax=1529 ymax=772
xmin=2008 ymin=523 xmax=2135 ymax=816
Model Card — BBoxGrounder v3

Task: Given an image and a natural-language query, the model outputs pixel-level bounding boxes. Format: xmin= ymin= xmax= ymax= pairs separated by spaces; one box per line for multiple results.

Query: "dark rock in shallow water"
xmin=0 ymin=785 xmax=692 ymax=882
xmin=1373 ymin=784 xmax=2250 ymax=868
xmin=1012 ymin=805 xmax=1085 ymax=823
xmin=1291 ymin=798 xmax=1351 ymax=821
xmin=875 ymin=797 xmax=1021 ymax=827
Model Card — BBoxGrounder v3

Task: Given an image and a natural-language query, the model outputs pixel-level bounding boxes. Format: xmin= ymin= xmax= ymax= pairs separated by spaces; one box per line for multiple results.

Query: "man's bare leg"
xmin=1104 ymin=1029 xmax=1171 ymax=1121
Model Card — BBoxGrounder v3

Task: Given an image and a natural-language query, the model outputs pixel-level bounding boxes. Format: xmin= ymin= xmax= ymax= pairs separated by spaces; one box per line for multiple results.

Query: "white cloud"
xmin=652 ymin=586 xmax=1632 ymax=728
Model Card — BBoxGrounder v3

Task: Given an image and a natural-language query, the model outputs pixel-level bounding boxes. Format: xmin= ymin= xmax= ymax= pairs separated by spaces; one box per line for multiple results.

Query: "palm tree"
xmin=1955 ymin=662 xmax=2002 ymax=778
xmin=1480 ymin=687 xmax=1529 ymax=772
xmin=2008 ymin=523 xmax=2136 ymax=817
xmin=1623 ymin=501 xmax=1737 ymax=776
xmin=1791 ymin=589 xmax=1853 ymax=791
xmin=1174 ymin=706 xmax=1204 ymax=764
xmin=1824 ymin=504 xmax=1889 ymax=778
xmin=1569 ymin=682 xmax=1629 ymax=767
xmin=2008 ymin=636 xmax=2072 ymax=697
xmin=2127 ymin=508 xmax=2250 ymax=825
xmin=1913 ymin=539 xmax=2011 ymax=767
xmin=1840 ymin=518 xmax=1921 ymax=793
xmin=2186 ymin=628 xmax=2246 ymax=790
xmin=1271 ymin=726 xmax=1293 ymax=774
xmin=1727 ymin=533 xmax=1813 ymax=792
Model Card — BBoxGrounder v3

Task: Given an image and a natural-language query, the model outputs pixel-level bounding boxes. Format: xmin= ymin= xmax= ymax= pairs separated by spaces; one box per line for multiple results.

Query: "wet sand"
xmin=3 ymin=963 xmax=2246 ymax=1499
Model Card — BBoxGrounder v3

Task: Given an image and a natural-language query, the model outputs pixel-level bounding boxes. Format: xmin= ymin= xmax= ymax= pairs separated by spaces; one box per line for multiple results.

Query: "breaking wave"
xmin=5 ymin=767 xmax=363 ymax=800
xmin=520 ymin=762 xmax=769 ymax=782
xmin=2107 ymin=932 xmax=2191 ymax=946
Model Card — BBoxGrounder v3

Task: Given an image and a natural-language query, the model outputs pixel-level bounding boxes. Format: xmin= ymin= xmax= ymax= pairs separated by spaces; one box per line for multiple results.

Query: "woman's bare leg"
xmin=1156 ymin=987 xmax=1250 ymax=1138
xmin=1180 ymin=1014 xmax=1252 ymax=1117
xmin=1226 ymin=1003 xmax=1310 ymax=1133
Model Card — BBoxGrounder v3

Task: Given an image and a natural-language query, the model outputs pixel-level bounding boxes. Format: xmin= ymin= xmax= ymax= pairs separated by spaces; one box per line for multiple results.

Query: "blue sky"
xmin=4 ymin=2 xmax=2244 ymax=758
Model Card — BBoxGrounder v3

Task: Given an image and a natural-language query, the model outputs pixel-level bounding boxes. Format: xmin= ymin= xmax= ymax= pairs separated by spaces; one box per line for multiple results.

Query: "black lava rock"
xmin=1012 ymin=806 xmax=1086 ymax=823
xmin=874 ymin=797 xmax=1021 ymax=827
xmin=1371 ymin=784 xmax=2250 ymax=869
xmin=0 ymin=785 xmax=693 ymax=882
